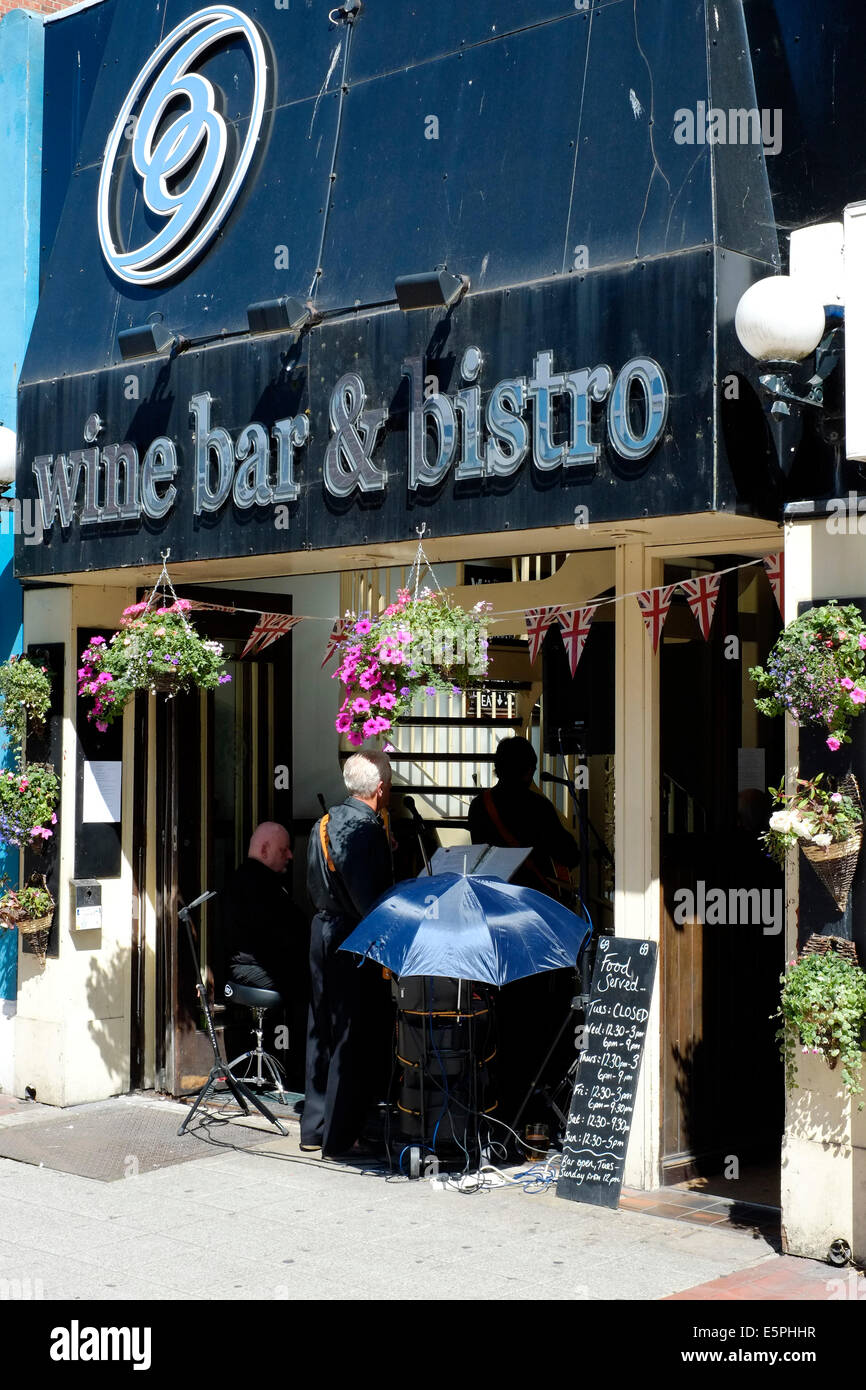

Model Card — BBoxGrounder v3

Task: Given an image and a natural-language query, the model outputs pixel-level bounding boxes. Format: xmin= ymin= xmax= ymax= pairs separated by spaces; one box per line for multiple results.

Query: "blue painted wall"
xmin=0 ymin=10 xmax=43 ymax=1001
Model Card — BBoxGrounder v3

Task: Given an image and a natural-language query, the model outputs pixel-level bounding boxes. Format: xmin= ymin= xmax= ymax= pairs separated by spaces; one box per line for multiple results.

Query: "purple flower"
xmin=218 ymin=673 xmax=232 ymax=685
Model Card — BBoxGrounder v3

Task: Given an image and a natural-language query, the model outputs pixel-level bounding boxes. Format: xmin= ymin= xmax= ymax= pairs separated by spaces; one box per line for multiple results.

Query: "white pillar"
xmin=615 ymin=543 xmax=662 ymax=1190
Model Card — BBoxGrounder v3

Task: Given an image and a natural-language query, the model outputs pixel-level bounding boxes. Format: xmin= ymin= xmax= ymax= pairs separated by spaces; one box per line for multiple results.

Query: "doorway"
xmin=659 ymin=558 xmax=784 ymax=1206
xmin=152 ymin=589 xmax=298 ymax=1099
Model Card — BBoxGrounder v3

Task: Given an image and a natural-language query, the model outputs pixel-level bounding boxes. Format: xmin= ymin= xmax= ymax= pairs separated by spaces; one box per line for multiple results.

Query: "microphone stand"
xmin=177 ymin=890 xmax=288 ymax=1138
xmin=403 ymin=795 xmax=432 ymax=876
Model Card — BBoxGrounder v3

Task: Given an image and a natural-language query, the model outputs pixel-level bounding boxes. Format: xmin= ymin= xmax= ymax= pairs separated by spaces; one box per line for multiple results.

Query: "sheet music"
xmin=418 ymin=843 xmax=532 ymax=881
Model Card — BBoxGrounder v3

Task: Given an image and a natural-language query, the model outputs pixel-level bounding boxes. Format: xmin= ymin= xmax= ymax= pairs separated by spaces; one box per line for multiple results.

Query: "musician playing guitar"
xmin=467 ymin=736 xmax=581 ymax=1127
xmin=467 ymin=735 xmax=579 ymax=904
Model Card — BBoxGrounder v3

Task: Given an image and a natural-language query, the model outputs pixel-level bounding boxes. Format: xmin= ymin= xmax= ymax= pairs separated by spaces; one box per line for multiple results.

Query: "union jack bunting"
xmin=679 ymin=573 xmax=722 ymax=641
xmin=524 ymin=607 xmax=563 ymax=664
xmin=241 ymin=613 xmax=303 ymax=659
xmin=321 ymin=618 xmax=348 ymax=669
xmin=558 ymin=606 xmax=599 ymax=676
xmin=636 ymin=585 xmax=678 ymax=653
xmin=762 ymin=552 xmax=784 ymax=617
xmin=184 ymin=599 xmax=238 ymax=613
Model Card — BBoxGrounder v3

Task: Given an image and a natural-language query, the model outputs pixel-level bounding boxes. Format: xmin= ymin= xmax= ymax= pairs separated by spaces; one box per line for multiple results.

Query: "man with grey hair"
xmin=302 ymin=751 xmax=393 ymax=1156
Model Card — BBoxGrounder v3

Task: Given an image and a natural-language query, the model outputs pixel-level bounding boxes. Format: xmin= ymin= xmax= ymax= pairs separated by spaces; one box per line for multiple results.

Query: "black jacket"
xmin=467 ymin=782 xmax=579 ymax=893
xmin=307 ymin=797 xmax=393 ymax=927
xmin=222 ymin=857 xmax=294 ymax=986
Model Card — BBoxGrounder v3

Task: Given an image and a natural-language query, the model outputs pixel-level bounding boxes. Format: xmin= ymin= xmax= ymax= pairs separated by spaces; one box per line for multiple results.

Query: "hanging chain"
xmin=407 ymin=523 xmax=443 ymax=601
xmin=142 ymin=550 xmax=196 ymax=636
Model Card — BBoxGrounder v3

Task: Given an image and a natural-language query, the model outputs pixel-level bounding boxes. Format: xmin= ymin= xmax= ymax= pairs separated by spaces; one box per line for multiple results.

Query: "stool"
xmin=224 ymin=980 xmax=289 ymax=1103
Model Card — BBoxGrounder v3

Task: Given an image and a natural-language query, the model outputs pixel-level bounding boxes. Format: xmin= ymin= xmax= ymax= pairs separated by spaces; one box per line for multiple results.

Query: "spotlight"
xmin=117 ymin=322 xmax=187 ymax=361
xmin=394 ymin=267 xmax=469 ymax=311
xmin=246 ymin=296 xmax=313 ymax=335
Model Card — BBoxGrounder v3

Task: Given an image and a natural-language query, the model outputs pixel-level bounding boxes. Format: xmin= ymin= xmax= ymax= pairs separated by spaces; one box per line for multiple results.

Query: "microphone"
xmin=178 ymin=889 xmax=217 ymax=920
xmin=403 ymin=794 xmax=424 ymax=826
xmin=540 ymin=771 xmax=570 ymax=788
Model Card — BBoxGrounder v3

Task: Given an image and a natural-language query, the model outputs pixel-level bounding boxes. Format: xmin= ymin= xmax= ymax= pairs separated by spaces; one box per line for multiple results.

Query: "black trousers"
xmin=301 ymin=911 xmax=384 ymax=1153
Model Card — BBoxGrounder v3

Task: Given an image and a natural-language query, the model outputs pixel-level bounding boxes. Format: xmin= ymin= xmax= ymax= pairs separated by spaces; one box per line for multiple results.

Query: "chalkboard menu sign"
xmin=557 ymin=936 xmax=658 ymax=1208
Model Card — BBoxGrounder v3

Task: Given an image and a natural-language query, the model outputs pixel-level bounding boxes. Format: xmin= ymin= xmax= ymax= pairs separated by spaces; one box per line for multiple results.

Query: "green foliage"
xmin=749 ymin=602 xmax=866 ymax=751
xmin=0 ymin=656 xmax=52 ymax=751
xmin=776 ymin=951 xmax=866 ymax=1099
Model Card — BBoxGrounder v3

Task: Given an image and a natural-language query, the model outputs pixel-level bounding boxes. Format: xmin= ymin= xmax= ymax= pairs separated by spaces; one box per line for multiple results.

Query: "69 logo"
xmin=97 ymin=5 xmax=268 ymax=286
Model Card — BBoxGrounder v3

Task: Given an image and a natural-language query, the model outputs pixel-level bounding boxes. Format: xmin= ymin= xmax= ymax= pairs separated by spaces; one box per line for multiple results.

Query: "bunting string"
xmin=161 ymin=552 xmax=783 ymax=665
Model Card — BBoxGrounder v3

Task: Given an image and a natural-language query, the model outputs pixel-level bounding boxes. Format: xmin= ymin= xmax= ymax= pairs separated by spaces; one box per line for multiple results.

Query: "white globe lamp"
xmin=0 ymin=425 xmax=15 ymax=490
xmin=735 ymin=275 xmax=826 ymax=364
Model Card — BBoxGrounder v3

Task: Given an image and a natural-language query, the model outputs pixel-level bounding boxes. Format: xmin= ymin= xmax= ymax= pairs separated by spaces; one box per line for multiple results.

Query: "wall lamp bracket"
xmin=246 ymin=296 xmax=317 ymax=336
xmin=117 ymin=323 xmax=190 ymax=361
xmin=394 ymin=266 xmax=469 ymax=312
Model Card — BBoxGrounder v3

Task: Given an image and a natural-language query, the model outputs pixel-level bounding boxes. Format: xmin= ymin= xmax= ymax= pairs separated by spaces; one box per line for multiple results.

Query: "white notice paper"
xmin=82 ymin=760 xmax=122 ymax=824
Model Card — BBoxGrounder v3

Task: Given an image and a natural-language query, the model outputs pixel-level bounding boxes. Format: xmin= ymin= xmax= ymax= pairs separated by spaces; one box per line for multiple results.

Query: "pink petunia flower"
xmin=336 ymin=713 xmax=353 ymax=733
xmin=827 ymin=736 xmax=842 ymax=751
xmin=851 ymin=688 xmax=866 ymax=704
xmin=352 ymin=697 xmax=371 ymax=714
xmin=354 ymin=620 xmax=372 ymax=636
xmin=841 ymin=677 xmax=854 ymax=690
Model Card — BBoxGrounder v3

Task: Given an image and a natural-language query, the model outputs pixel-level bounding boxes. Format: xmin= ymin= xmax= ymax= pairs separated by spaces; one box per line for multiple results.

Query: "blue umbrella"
xmin=339 ymin=872 xmax=592 ymax=987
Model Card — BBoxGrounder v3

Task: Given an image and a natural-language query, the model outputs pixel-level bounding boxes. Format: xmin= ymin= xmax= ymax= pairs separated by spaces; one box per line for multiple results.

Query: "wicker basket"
xmin=18 ymin=913 xmax=53 ymax=936
xmin=801 ymin=831 xmax=862 ymax=914
xmin=149 ymin=673 xmax=181 ymax=695
xmin=799 ymin=933 xmax=860 ymax=968
xmin=18 ymin=915 xmax=51 ymax=964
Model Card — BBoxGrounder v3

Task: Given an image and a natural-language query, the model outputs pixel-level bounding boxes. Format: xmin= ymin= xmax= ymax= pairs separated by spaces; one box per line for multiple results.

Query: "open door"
xmin=153 ymin=590 xmax=296 ymax=1098
xmin=660 ymin=558 xmax=784 ymax=1203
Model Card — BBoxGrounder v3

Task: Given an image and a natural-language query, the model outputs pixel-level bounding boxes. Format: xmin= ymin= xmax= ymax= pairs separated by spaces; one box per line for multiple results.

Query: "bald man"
xmin=222 ymin=822 xmax=295 ymax=1002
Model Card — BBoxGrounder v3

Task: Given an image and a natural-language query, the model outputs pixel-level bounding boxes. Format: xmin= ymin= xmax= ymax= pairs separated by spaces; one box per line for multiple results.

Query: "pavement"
xmin=0 ymin=1092 xmax=852 ymax=1302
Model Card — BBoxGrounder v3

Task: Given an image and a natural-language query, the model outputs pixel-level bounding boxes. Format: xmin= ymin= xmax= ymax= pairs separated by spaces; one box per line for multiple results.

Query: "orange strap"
xmin=482 ymin=790 xmax=572 ymax=898
xmin=319 ymin=814 xmax=336 ymax=872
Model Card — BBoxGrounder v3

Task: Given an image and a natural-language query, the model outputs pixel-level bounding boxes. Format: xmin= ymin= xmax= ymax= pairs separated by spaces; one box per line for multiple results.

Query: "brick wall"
xmin=0 ymin=1 xmax=85 ymax=17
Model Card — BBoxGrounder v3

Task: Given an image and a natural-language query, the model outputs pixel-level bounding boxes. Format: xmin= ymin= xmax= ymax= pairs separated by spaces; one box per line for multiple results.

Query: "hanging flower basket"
xmin=77 ymin=560 xmax=231 ymax=731
xmin=334 ymin=587 xmax=491 ymax=746
xmin=0 ymin=878 xmax=55 ymax=967
xmin=0 ymin=762 xmax=59 ymax=849
xmin=749 ymin=601 xmax=866 ymax=751
xmin=0 ymin=656 xmax=52 ymax=751
xmin=761 ymin=772 xmax=862 ymax=912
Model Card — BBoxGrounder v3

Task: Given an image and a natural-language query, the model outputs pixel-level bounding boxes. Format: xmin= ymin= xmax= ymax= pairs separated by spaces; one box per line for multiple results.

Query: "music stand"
xmin=176 ymin=891 xmax=288 ymax=1138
